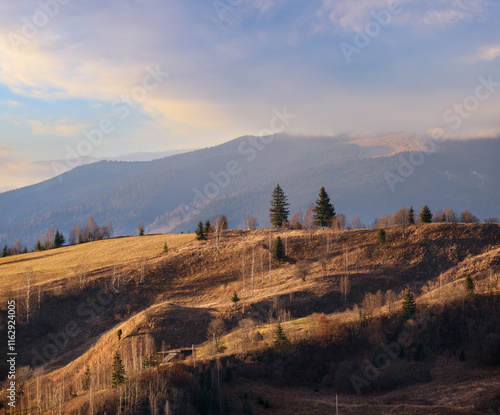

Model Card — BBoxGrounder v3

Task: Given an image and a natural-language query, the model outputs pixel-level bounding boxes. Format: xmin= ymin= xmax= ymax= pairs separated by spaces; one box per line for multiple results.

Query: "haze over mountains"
xmin=0 ymin=134 xmax=498 ymax=247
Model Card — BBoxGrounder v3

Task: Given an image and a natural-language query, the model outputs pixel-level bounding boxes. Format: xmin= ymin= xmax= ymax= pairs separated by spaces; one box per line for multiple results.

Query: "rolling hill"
xmin=0 ymin=134 xmax=498 ymax=250
xmin=0 ymin=223 xmax=499 ymax=414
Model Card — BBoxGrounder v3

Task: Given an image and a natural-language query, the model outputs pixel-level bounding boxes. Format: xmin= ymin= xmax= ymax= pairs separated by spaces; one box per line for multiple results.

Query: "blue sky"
xmin=0 ymin=0 xmax=499 ymax=190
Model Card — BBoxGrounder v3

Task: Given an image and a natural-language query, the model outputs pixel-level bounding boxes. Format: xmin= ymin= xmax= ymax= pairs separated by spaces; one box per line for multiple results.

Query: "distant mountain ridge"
xmin=0 ymin=134 xmax=498 ymax=247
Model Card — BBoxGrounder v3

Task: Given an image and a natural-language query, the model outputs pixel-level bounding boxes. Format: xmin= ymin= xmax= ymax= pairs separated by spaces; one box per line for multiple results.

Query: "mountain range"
xmin=0 ymin=134 xmax=498 ymax=247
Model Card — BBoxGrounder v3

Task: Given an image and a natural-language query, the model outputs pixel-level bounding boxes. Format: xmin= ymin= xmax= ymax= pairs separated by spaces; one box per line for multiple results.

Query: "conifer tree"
xmin=274 ymin=321 xmax=290 ymax=347
xmin=464 ymin=274 xmax=475 ymax=295
xmin=82 ymin=366 xmax=91 ymax=391
xmin=204 ymin=219 xmax=211 ymax=235
xmin=402 ymin=286 xmax=416 ymax=321
xmin=163 ymin=242 xmax=168 ymax=253
xmin=230 ymin=292 xmax=240 ymax=303
xmin=408 ymin=206 xmax=415 ymax=224
xmin=111 ymin=352 xmax=126 ymax=386
xmin=1 ymin=245 xmax=7 ymax=258
xmin=36 ymin=240 xmax=43 ymax=251
xmin=54 ymin=229 xmax=65 ymax=248
xmin=272 ymin=236 xmax=285 ymax=264
xmin=419 ymin=205 xmax=433 ymax=223
xmin=138 ymin=221 xmax=144 ymax=236
xmin=195 ymin=221 xmax=206 ymax=240
xmin=313 ymin=186 xmax=335 ymax=228
xmin=377 ymin=228 xmax=386 ymax=245
xmin=269 ymin=184 xmax=290 ymax=229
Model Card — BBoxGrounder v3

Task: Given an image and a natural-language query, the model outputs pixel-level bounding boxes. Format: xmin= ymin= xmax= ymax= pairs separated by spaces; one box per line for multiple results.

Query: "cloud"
xmin=324 ymin=0 xmax=486 ymax=33
xmin=6 ymin=100 xmax=22 ymax=107
xmin=26 ymin=120 xmax=90 ymax=136
xmin=467 ymin=44 xmax=500 ymax=63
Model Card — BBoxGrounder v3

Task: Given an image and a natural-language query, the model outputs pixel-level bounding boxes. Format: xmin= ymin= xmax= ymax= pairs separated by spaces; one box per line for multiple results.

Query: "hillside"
xmin=0 ymin=135 xmax=499 ymax=247
xmin=1 ymin=223 xmax=499 ymax=414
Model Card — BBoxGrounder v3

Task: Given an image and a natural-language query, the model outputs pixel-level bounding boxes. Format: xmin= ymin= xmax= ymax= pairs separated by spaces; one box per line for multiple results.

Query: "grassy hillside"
xmin=0 ymin=223 xmax=499 ymax=414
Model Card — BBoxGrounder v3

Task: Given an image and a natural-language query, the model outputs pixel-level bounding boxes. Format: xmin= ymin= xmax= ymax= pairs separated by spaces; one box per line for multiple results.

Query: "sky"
xmin=0 ymin=0 xmax=499 ymax=191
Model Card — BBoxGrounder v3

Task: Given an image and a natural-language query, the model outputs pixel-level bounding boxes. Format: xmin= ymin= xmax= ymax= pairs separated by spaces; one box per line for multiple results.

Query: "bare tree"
xmin=206 ymin=319 xmax=226 ymax=354
xmin=290 ymin=210 xmax=303 ymax=229
xmin=351 ymin=214 xmax=364 ymax=229
xmin=268 ymin=233 xmax=272 ymax=282
xmin=460 ymin=209 xmax=479 ymax=223
xmin=25 ymin=268 xmax=32 ymax=323
xmin=245 ymin=213 xmax=258 ymax=230
xmin=261 ymin=245 xmax=264 ymax=284
xmin=69 ymin=226 xmax=77 ymax=245
xmin=242 ymin=250 xmax=246 ymax=293
xmin=211 ymin=213 xmax=226 ymax=252
xmin=140 ymin=257 xmax=146 ymax=283
xmin=392 ymin=207 xmax=410 ymax=236
xmin=251 ymin=247 xmax=255 ymax=296
xmin=341 ymin=244 xmax=349 ymax=300
xmin=304 ymin=203 xmax=314 ymax=232
xmin=442 ymin=208 xmax=459 ymax=223
xmin=385 ymin=289 xmax=397 ymax=314
xmin=374 ymin=214 xmax=391 ymax=228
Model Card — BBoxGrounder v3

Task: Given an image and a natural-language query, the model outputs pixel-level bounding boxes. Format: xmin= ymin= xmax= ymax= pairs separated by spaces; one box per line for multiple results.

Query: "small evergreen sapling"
xmin=402 ymin=286 xmax=416 ymax=321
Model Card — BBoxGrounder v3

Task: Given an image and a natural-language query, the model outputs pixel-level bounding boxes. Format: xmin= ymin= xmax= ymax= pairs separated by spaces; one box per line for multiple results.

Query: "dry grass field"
xmin=1 ymin=223 xmax=499 ymax=414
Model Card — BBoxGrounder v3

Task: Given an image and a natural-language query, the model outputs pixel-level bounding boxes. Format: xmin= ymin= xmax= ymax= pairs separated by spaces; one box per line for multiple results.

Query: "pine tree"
xmin=313 ymin=186 xmax=335 ymax=228
xmin=402 ymin=286 xmax=416 ymax=321
xmin=408 ymin=206 xmax=415 ymax=224
xmin=273 ymin=321 xmax=290 ymax=347
xmin=464 ymin=274 xmax=475 ymax=295
xmin=82 ymin=366 xmax=91 ymax=391
xmin=138 ymin=221 xmax=144 ymax=236
xmin=195 ymin=221 xmax=206 ymax=240
xmin=36 ymin=240 xmax=43 ymax=251
xmin=54 ymin=229 xmax=65 ymax=248
xmin=111 ymin=352 xmax=126 ymax=386
xmin=1 ymin=245 xmax=7 ymax=258
xmin=204 ymin=220 xmax=211 ymax=234
xmin=230 ymin=292 xmax=240 ymax=303
xmin=419 ymin=205 xmax=433 ymax=223
xmin=272 ymin=236 xmax=285 ymax=264
xmin=377 ymin=228 xmax=386 ymax=245
xmin=163 ymin=242 xmax=168 ymax=253
xmin=269 ymin=184 xmax=290 ymax=229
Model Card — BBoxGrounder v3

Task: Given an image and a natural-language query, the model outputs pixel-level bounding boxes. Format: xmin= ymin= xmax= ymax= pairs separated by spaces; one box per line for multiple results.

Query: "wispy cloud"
xmin=467 ymin=44 xmax=500 ymax=63
xmin=324 ymin=0 xmax=486 ymax=33
xmin=26 ymin=120 xmax=90 ymax=136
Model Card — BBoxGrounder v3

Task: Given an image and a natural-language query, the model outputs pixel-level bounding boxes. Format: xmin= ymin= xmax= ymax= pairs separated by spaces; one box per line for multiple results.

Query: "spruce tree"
xmin=419 ymin=205 xmax=433 ymax=223
xmin=111 ymin=352 xmax=126 ymax=386
xmin=377 ymin=228 xmax=386 ymax=245
xmin=408 ymin=206 xmax=415 ymax=224
xmin=272 ymin=236 xmax=285 ymax=264
xmin=138 ymin=221 xmax=144 ymax=236
xmin=36 ymin=240 xmax=43 ymax=251
xmin=82 ymin=366 xmax=91 ymax=391
xmin=195 ymin=221 xmax=206 ymax=240
xmin=1 ymin=245 xmax=7 ymax=258
xmin=230 ymin=291 xmax=240 ymax=303
xmin=464 ymin=274 xmax=475 ymax=294
xmin=313 ymin=186 xmax=335 ymax=228
xmin=54 ymin=230 xmax=65 ymax=248
xmin=204 ymin=220 xmax=211 ymax=235
xmin=274 ymin=321 xmax=290 ymax=347
xmin=402 ymin=286 xmax=416 ymax=321
xmin=269 ymin=184 xmax=290 ymax=229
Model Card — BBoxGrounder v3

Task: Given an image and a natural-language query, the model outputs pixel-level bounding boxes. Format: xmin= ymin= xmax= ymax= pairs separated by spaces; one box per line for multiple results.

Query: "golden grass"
xmin=0 ymin=234 xmax=192 ymax=297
